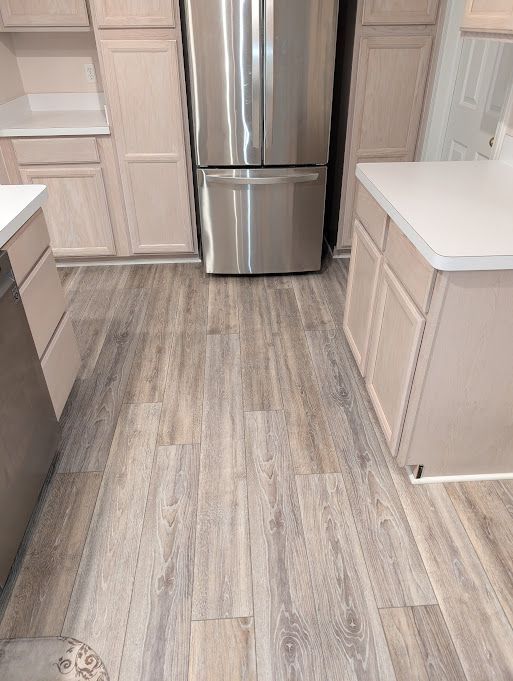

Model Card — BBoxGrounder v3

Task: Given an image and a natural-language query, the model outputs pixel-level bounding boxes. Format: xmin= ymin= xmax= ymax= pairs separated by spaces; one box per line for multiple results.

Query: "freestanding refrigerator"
xmin=183 ymin=0 xmax=339 ymax=274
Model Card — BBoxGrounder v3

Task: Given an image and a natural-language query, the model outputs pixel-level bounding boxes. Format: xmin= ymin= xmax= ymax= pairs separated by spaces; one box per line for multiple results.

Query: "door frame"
xmin=421 ymin=0 xmax=513 ymax=161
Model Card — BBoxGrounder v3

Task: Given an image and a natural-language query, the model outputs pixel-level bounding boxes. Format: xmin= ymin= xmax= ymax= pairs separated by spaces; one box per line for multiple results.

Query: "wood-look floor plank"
xmin=264 ymin=275 xmax=293 ymax=290
xmin=71 ymin=288 xmax=124 ymax=379
xmin=380 ymin=608 xmax=430 ymax=681
xmin=158 ymin=268 xmax=208 ymax=445
xmin=0 ymin=473 xmax=100 ymax=639
xmin=389 ymin=465 xmax=513 ymax=681
xmin=58 ymin=266 xmax=80 ymax=293
xmin=124 ymin=267 xmax=183 ymax=404
xmin=411 ymin=605 xmax=467 ymax=681
xmin=57 ymin=287 xmax=150 ymax=472
xmin=266 ymin=289 xmax=339 ymax=474
xmin=207 ymin=275 xmax=239 ymax=335
xmin=119 ymin=445 xmax=200 ymax=681
xmin=305 ymin=327 xmax=436 ymax=607
xmin=238 ymin=277 xmax=282 ymax=411
xmin=123 ymin=264 xmax=158 ymax=289
xmin=188 ymin=618 xmax=257 ymax=681
xmin=296 ymin=473 xmax=396 ymax=681
xmin=192 ymin=334 xmax=252 ymax=620
xmin=62 ymin=403 xmax=161 ymax=681
xmin=292 ymin=273 xmax=335 ymax=330
xmin=245 ymin=410 xmax=326 ymax=681
xmin=320 ymin=258 xmax=348 ymax=327
xmin=447 ymin=481 xmax=513 ymax=627
xmin=495 ymin=480 xmax=513 ymax=516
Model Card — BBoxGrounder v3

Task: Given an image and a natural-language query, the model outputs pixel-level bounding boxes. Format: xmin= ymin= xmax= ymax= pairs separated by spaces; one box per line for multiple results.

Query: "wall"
xmin=12 ymin=32 xmax=103 ymax=94
xmin=0 ymin=34 xmax=23 ymax=104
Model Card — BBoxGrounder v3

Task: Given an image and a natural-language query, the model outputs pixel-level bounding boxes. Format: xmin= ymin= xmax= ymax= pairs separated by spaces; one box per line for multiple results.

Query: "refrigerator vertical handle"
xmin=251 ymin=0 xmax=261 ymax=149
xmin=265 ymin=0 xmax=274 ymax=150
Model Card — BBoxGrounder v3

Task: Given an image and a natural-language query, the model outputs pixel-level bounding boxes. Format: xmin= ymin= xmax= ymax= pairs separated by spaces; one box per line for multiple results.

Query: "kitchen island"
xmin=0 ymin=184 xmax=80 ymax=418
xmin=344 ymin=161 xmax=513 ymax=481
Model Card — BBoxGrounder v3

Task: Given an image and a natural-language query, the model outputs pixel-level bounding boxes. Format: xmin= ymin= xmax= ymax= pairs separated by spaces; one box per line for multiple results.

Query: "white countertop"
xmin=356 ymin=160 xmax=513 ymax=271
xmin=0 ymin=185 xmax=48 ymax=248
xmin=0 ymin=93 xmax=110 ymax=137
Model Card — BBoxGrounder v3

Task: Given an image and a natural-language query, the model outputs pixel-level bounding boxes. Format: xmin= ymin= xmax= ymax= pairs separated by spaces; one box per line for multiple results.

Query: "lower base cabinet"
xmin=365 ymin=263 xmax=425 ymax=452
xmin=4 ymin=209 xmax=80 ymax=419
xmin=20 ymin=165 xmax=117 ymax=258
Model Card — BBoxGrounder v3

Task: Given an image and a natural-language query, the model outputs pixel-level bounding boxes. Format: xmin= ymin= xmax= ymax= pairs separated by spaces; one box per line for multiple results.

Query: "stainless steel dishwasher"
xmin=0 ymin=251 xmax=58 ymax=588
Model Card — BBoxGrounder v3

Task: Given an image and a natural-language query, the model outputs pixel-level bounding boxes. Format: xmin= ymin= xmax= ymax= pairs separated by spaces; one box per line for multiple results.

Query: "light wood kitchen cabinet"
xmin=20 ymin=165 xmax=116 ymax=258
xmin=365 ymin=263 xmax=425 ymax=453
xmin=0 ymin=0 xmax=89 ymax=27
xmin=343 ymin=219 xmax=381 ymax=374
xmin=93 ymin=0 xmax=176 ymax=28
xmin=100 ymin=37 xmax=195 ymax=255
xmin=461 ymin=0 xmax=513 ymax=34
xmin=363 ymin=0 xmax=440 ymax=25
xmin=337 ymin=30 xmax=434 ymax=248
xmin=4 ymin=208 xmax=80 ymax=419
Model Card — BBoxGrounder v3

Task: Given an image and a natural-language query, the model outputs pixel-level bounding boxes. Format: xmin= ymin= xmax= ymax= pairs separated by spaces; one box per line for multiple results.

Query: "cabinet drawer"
xmin=13 ymin=138 xmax=99 ymax=166
xmin=41 ymin=313 xmax=80 ymax=419
xmin=19 ymin=248 xmax=66 ymax=358
xmin=385 ymin=220 xmax=435 ymax=314
xmin=5 ymin=209 xmax=50 ymax=285
xmin=355 ymin=182 xmax=388 ymax=250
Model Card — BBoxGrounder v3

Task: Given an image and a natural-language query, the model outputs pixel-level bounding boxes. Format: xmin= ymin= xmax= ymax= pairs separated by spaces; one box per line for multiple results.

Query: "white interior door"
xmin=443 ymin=38 xmax=513 ymax=160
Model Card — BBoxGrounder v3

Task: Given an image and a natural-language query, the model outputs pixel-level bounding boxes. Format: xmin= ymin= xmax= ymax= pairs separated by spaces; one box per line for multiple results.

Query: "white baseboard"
xmin=407 ymin=465 xmax=513 ymax=485
xmin=333 ymin=252 xmax=350 ymax=260
xmin=56 ymin=256 xmax=202 ymax=268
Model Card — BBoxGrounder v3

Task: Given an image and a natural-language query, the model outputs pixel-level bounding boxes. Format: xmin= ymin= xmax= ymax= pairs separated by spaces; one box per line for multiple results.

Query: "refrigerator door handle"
xmin=205 ymin=173 xmax=319 ymax=185
xmin=265 ymin=0 xmax=274 ymax=150
xmin=252 ymin=0 xmax=261 ymax=149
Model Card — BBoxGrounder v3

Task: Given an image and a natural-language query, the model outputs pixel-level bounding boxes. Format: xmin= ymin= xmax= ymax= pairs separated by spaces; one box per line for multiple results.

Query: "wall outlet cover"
xmin=84 ymin=63 xmax=97 ymax=83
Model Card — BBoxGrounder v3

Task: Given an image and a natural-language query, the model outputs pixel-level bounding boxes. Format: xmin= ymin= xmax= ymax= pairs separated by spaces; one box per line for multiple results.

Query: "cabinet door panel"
xmin=355 ymin=35 xmax=433 ymax=158
xmin=363 ymin=0 xmax=439 ymax=25
xmin=462 ymin=0 xmax=513 ymax=33
xmin=20 ymin=166 xmax=116 ymax=258
xmin=343 ymin=220 xmax=381 ymax=375
xmin=366 ymin=264 xmax=425 ymax=453
xmin=0 ymin=0 xmax=89 ymax=27
xmin=94 ymin=0 xmax=175 ymax=27
xmin=101 ymin=39 xmax=194 ymax=254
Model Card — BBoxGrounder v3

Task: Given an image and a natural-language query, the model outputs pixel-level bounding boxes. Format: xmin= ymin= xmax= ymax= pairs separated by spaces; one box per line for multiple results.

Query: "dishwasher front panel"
xmin=0 ymin=252 xmax=58 ymax=587
xmin=198 ymin=167 xmax=327 ymax=274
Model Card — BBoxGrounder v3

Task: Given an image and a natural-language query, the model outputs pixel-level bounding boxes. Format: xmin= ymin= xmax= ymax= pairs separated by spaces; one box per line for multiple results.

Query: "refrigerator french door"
xmin=184 ymin=0 xmax=339 ymax=274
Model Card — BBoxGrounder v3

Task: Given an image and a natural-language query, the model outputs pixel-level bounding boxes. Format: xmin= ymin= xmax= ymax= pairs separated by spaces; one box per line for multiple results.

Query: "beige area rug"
xmin=0 ymin=637 xmax=109 ymax=681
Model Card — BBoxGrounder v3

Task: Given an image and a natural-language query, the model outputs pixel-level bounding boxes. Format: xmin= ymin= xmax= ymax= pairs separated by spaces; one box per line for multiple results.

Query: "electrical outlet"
xmin=84 ymin=63 xmax=96 ymax=83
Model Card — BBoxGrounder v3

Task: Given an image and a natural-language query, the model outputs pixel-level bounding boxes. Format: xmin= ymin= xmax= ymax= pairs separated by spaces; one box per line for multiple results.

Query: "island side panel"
xmin=399 ymin=268 xmax=513 ymax=477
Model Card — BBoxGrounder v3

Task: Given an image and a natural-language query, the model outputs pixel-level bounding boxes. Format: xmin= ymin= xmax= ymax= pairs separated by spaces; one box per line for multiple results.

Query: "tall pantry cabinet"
xmin=336 ymin=0 xmax=442 ymax=250
xmin=89 ymin=0 xmax=197 ymax=255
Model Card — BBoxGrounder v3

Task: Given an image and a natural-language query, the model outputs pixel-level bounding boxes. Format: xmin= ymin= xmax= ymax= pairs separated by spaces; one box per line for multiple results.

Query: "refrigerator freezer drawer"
xmin=198 ymin=167 xmax=327 ymax=274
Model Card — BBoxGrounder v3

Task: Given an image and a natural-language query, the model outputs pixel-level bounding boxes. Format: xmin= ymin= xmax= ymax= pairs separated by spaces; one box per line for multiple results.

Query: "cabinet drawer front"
xmin=385 ymin=220 xmax=435 ymax=314
xmin=363 ymin=0 xmax=439 ymax=25
xmin=41 ymin=313 xmax=80 ymax=419
xmin=366 ymin=264 xmax=425 ymax=453
xmin=5 ymin=209 xmax=50 ymax=285
xmin=19 ymin=248 xmax=66 ymax=358
xmin=343 ymin=219 xmax=381 ymax=374
xmin=13 ymin=138 xmax=99 ymax=166
xmin=354 ymin=182 xmax=388 ymax=250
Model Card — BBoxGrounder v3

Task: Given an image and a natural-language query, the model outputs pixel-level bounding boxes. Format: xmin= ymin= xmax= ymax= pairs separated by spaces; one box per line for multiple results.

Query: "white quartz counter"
xmin=356 ymin=160 xmax=513 ymax=271
xmin=0 ymin=185 xmax=48 ymax=248
xmin=0 ymin=93 xmax=110 ymax=138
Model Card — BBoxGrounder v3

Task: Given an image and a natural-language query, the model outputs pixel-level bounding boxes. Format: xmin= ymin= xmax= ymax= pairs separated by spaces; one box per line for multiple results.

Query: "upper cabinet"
xmin=0 ymin=0 xmax=90 ymax=27
xmin=100 ymin=37 xmax=195 ymax=255
xmin=363 ymin=0 xmax=440 ymax=25
xmin=462 ymin=0 xmax=513 ymax=34
xmin=354 ymin=35 xmax=433 ymax=159
xmin=93 ymin=0 xmax=175 ymax=28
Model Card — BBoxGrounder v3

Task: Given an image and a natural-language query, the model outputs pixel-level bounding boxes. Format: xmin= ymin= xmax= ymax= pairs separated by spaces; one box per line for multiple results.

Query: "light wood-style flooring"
xmin=1 ymin=259 xmax=513 ymax=681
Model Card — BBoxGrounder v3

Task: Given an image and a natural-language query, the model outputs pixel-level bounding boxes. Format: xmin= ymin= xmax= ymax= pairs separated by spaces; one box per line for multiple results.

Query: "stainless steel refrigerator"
xmin=183 ymin=0 xmax=339 ymax=274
